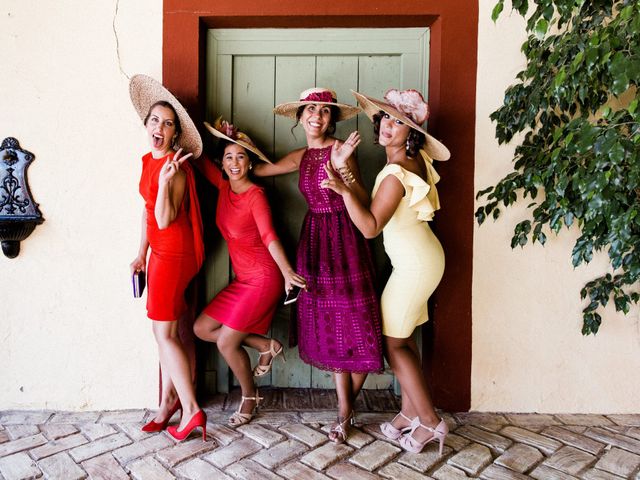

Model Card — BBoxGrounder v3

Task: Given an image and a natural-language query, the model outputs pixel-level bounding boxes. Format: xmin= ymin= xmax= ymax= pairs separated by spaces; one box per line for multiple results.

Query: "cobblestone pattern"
xmin=1 ymin=389 xmax=640 ymax=479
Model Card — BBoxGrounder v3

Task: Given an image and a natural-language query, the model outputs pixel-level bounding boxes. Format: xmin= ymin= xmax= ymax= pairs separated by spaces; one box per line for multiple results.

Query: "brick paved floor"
xmin=1 ymin=388 xmax=640 ymax=479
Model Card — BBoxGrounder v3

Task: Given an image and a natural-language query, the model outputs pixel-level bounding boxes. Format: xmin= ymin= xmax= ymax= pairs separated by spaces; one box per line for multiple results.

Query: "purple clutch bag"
xmin=132 ymin=271 xmax=146 ymax=298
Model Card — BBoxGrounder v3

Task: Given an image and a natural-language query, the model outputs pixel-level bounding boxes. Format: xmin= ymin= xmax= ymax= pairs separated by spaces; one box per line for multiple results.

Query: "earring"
xmin=249 ymin=164 xmax=253 ymax=170
xmin=406 ymin=140 xmax=411 ymax=151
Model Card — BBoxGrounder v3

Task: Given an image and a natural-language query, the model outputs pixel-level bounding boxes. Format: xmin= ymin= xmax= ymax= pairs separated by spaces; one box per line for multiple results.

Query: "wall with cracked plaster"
xmin=0 ymin=0 xmax=163 ymax=409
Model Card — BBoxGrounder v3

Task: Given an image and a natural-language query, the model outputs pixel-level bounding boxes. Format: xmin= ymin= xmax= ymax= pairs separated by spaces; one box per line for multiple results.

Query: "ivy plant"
xmin=476 ymin=0 xmax=640 ymax=334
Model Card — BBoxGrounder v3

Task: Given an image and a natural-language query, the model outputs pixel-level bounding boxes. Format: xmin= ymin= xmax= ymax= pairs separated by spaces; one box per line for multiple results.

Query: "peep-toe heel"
xmin=380 ymin=412 xmax=419 ymax=440
xmin=399 ymin=418 xmax=448 ymax=455
xmin=253 ymin=339 xmax=286 ymax=377
xmin=228 ymin=390 xmax=263 ymax=427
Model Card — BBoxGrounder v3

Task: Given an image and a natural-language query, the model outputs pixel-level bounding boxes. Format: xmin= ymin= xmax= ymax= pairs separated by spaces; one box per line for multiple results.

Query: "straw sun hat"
xmin=351 ymin=89 xmax=450 ymax=161
xmin=129 ymin=74 xmax=203 ymax=158
xmin=204 ymin=118 xmax=272 ymax=164
xmin=273 ymin=87 xmax=361 ymax=122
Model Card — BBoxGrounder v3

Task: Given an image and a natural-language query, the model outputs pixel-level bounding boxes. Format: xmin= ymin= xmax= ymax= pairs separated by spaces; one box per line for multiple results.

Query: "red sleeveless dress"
xmin=139 ymin=152 xmax=204 ymax=321
xmin=196 ymin=159 xmax=283 ymax=334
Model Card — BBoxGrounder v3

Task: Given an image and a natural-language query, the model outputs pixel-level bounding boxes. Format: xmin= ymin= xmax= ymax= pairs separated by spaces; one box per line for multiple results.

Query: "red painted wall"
xmin=163 ymin=0 xmax=478 ymax=411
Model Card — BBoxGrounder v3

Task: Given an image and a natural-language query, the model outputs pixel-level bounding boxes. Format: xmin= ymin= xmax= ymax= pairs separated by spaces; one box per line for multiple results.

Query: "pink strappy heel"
xmin=380 ymin=412 xmax=419 ymax=440
xmin=399 ymin=418 xmax=449 ymax=455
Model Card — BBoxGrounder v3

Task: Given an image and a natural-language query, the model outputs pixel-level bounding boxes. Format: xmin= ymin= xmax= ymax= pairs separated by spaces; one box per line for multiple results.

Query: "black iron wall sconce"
xmin=0 ymin=137 xmax=44 ymax=258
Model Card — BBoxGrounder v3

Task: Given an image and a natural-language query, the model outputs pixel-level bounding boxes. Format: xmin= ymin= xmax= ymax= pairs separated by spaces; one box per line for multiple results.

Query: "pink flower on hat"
xmin=220 ymin=120 xmax=238 ymax=138
xmin=384 ymin=89 xmax=430 ymax=124
xmin=212 ymin=117 xmax=257 ymax=147
xmin=302 ymin=91 xmax=335 ymax=103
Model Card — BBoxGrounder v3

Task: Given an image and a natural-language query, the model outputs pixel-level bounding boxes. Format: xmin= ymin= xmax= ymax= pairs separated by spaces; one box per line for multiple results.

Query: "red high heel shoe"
xmin=141 ymin=399 xmax=182 ymax=432
xmin=167 ymin=410 xmax=207 ymax=442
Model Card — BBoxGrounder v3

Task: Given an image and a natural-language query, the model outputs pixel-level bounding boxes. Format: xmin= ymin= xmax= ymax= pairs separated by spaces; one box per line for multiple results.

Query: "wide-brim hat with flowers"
xmin=351 ymin=89 xmax=450 ymax=161
xmin=273 ymin=87 xmax=361 ymax=122
xmin=129 ymin=74 xmax=203 ymax=158
xmin=204 ymin=118 xmax=272 ymax=164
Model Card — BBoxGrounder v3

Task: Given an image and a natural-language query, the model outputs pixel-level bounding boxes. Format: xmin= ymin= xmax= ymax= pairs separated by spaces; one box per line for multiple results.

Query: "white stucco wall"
xmin=0 ymin=0 xmax=163 ymax=409
xmin=473 ymin=0 xmax=640 ymax=412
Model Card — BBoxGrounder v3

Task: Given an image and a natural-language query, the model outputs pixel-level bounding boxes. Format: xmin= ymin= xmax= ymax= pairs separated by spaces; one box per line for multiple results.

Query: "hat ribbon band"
xmin=300 ymin=91 xmax=336 ymax=103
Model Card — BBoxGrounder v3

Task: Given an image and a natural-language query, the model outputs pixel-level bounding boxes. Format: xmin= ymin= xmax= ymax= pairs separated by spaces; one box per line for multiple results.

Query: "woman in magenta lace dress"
xmin=254 ymin=88 xmax=383 ymax=443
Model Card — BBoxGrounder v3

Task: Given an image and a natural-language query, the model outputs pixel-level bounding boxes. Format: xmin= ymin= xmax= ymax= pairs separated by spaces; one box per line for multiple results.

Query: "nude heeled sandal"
xmin=380 ymin=412 xmax=419 ymax=440
xmin=328 ymin=411 xmax=354 ymax=444
xmin=228 ymin=390 xmax=263 ymax=427
xmin=253 ymin=339 xmax=286 ymax=377
xmin=399 ymin=418 xmax=449 ymax=455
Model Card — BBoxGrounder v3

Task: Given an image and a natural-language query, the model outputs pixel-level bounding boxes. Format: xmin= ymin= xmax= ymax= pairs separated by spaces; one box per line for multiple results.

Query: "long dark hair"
xmin=292 ymin=104 xmax=340 ymax=135
xmin=372 ymin=111 xmax=425 ymax=158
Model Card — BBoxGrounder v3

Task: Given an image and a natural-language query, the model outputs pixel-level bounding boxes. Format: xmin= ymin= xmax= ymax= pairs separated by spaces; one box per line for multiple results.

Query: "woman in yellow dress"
xmin=321 ymin=88 xmax=450 ymax=455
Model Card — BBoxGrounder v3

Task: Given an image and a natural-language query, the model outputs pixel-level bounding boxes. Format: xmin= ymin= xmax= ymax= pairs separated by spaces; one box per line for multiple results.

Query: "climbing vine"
xmin=476 ymin=0 xmax=640 ymax=334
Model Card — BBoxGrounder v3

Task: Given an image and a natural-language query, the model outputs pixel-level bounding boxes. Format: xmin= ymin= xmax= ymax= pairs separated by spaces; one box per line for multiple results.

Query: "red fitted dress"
xmin=139 ymin=152 xmax=204 ymax=321
xmin=198 ymin=160 xmax=283 ymax=334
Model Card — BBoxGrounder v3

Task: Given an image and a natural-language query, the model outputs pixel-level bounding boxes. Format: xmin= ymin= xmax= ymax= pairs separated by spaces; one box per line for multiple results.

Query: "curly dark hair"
xmin=143 ymin=101 xmax=182 ymax=139
xmin=215 ymin=140 xmax=257 ymax=180
xmin=372 ymin=111 xmax=426 ymax=158
xmin=292 ymin=104 xmax=340 ymax=135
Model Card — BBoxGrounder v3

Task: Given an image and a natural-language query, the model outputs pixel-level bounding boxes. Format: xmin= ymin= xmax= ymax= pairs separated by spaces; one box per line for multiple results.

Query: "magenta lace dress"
xmin=296 ymin=145 xmax=383 ymax=373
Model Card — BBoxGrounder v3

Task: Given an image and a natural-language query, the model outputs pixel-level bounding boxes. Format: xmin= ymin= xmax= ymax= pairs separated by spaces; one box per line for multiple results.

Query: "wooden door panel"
xmin=270 ymin=56 xmax=316 ymax=387
xmin=232 ymin=56 xmax=276 ymax=149
xmin=205 ymin=29 xmax=429 ymax=392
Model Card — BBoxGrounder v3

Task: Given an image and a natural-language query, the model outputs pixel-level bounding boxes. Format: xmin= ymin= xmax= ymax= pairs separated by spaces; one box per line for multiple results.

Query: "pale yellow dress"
xmin=371 ymin=151 xmax=445 ymax=338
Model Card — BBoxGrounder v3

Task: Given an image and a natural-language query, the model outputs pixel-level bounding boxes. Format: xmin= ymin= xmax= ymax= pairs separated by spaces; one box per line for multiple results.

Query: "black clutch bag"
xmin=132 ymin=270 xmax=146 ymax=298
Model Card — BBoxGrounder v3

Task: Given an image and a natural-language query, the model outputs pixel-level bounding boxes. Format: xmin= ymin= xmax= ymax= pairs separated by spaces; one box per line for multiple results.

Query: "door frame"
xmin=163 ymin=0 xmax=478 ymax=412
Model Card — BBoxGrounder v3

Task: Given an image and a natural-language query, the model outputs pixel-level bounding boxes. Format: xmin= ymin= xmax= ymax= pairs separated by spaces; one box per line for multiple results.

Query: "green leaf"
xmin=535 ymin=18 xmax=549 ymax=38
xmin=571 ymin=50 xmax=584 ymax=70
xmin=491 ymin=0 xmax=504 ymax=22
xmin=554 ymin=67 xmax=566 ymax=89
xmin=612 ymin=73 xmax=630 ymax=96
xmin=620 ymin=5 xmax=633 ymax=21
xmin=564 ymin=212 xmax=574 ymax=227
xmin=608 ymin=142 xmax=625 ymax=164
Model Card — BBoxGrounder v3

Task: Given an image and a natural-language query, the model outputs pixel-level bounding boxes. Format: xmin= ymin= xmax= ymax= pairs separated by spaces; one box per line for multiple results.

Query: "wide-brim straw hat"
xmin=129 ymin=74 xmax=203 ymax=158
xmin=273 ymin=87 xmax=361 ymax=122
xmin=203 ymin=120 xmax=272 ymax=164
xmin=351 ymin=90 xmax=450 ymax=161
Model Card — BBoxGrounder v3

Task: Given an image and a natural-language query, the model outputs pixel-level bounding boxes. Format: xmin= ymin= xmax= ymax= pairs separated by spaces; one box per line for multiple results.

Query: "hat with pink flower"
xmin=274 ymin=87 xmax=361 ymax=122
xmin=351 ymin=89 xmax=450 ymax=161
xmin=204 ymin=117 xmax=272 ymax=164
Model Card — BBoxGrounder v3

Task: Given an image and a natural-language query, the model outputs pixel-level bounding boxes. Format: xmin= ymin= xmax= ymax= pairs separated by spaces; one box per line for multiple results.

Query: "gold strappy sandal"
xmin=253 ymin=339 xmax=286 ymax=377
xmin=228 ymin=390 xmax=263 ymax=427
xmin=328 ymin=411 xmax=354 ymax=444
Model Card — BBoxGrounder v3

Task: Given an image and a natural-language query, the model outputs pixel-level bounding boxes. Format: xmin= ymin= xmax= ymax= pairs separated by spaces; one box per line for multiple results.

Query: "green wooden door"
xmin=203 ymin=28 xmax=430 ymax=392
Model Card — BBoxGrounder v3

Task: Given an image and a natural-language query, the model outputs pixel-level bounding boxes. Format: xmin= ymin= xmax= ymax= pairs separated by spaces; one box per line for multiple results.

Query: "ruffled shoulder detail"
xmin=379 ymin=151 xmax=441 ymax=222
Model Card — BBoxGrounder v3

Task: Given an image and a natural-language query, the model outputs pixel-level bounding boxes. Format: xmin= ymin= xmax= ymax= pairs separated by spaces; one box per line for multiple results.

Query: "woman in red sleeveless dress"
xmin=194 ymin=119 xmax=306 ymax=426
xmin=129 ymin=75 xmax=206 ymax=441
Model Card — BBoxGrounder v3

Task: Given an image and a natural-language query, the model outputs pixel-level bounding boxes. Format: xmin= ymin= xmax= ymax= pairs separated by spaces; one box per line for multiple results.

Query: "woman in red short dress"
xmin=194 ymin=118 xmax=306 ymax=426
xmin=129 ymin=75 xmax=206 ymax=441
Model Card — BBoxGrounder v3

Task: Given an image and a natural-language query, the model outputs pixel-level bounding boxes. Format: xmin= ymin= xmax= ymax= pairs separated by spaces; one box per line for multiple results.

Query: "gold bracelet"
xmin=337 ymin=166 xmax=356 ymax=184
